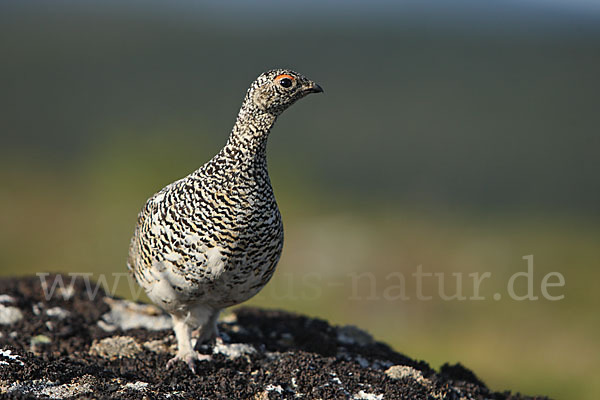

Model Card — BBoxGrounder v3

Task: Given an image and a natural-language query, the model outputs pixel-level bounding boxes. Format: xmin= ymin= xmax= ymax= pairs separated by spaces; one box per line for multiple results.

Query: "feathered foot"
xmin=166 ymin=350 xmax=211 ymax=373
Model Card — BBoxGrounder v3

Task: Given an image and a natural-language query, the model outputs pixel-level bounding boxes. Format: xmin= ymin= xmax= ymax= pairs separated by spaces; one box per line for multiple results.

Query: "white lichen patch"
xmin=0 ymin=294 xmax=16 ymax=303
xmin=0 ymin=349 xmax=24 ymax=366
xmin=89 ymin=336 xmax=142 ymax=359
xmin=213 ymin=341 xmax=256 ymax=359
xmin=124 ymin=381 xmax=149 ymax=391
xmin=98 ymin=297 xmax=172 ymax=331
xmin=353 ymin=390 xmax=383 ymax=400
xmin=265 ymin=384 xmax=283 ymax=393
xmin=331 ymin=376 xmax=343 ymax=385
xmin=5 ymin=380 xmax=58 ymax=396
xmin=385 ymin=365 xmax=432 ymax=387
xmin=0 ymin=304 xmax=23 ymax=325
xmin=4 ymin=376 xmax=94 ymax=399
xmin=45 ymin=307 xmax=70 ymax=319
xmin=40 ymin=381 xmax=93 ymax=399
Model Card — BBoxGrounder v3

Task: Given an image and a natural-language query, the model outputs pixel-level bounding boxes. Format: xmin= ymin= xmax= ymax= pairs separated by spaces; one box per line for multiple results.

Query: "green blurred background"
xmin=1 ymin=1 xmax=599 ymax=398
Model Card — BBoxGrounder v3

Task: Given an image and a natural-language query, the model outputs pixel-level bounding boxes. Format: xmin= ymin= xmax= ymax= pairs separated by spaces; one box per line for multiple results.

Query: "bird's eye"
xmin=279 ymin=78 xmax=293 ymax=88
xmin=275 ymin=74 xmax=295 ymax=89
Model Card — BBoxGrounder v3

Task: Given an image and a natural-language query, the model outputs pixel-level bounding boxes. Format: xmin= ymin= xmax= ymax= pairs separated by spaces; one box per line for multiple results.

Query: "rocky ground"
xmin=0 ymin=275 xmax=548 ymax=399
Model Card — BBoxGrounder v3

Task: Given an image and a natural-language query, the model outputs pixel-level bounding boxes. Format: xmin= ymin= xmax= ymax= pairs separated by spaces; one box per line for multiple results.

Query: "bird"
xmin=127 ymin=69 xmax=323 ymax=371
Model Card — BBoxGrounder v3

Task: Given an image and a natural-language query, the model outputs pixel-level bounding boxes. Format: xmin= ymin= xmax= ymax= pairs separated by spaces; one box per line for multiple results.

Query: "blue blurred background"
xmin=1 ymin=1 xmax=599 ymax=398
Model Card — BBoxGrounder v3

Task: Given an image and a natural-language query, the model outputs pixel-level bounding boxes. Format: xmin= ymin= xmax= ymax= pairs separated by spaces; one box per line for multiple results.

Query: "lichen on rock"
xmin=0 ymin=275 xmax=548 ymax=399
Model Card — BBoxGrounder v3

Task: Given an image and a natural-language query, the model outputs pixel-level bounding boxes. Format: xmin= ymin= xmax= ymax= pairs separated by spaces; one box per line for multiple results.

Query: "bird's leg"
xmin=193 ymin=309 xmax=221 ymax=344
xmin=166 ymin=314 xmax=210 ymax=372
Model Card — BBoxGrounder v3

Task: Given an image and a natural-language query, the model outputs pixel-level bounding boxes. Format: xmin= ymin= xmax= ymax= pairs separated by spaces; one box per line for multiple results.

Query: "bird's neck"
xmin=223 ymin=102 xmax=277 ymax=169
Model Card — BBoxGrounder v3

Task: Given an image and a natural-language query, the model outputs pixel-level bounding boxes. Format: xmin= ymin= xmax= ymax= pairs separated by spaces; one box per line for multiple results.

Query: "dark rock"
xmin=0 ymin=275 xmax=550 ymax=399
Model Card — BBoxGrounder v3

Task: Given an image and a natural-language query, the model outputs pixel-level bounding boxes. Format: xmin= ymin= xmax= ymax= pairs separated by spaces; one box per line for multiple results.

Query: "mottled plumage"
xmin=127 ymin=69 xmax=323 ymax=370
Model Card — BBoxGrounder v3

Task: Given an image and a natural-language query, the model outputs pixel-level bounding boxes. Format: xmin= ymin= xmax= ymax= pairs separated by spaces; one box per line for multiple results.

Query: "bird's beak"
xmin=304 ymin=82 xmax=324 ymax=94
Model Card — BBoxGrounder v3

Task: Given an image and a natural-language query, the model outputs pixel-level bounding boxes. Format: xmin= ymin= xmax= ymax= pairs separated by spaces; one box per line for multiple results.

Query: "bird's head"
xmin=248 ymin=69 xmax=323 ymax=115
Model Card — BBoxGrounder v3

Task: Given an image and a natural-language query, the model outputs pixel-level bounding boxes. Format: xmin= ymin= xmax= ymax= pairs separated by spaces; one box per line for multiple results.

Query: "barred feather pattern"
xmin=128 ymin=69 xmax=322 ymax=319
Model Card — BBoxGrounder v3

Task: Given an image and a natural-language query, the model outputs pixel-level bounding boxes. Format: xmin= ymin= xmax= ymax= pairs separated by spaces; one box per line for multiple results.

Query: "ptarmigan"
xmin=128 ymin=69 xmax=323 ymax=371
